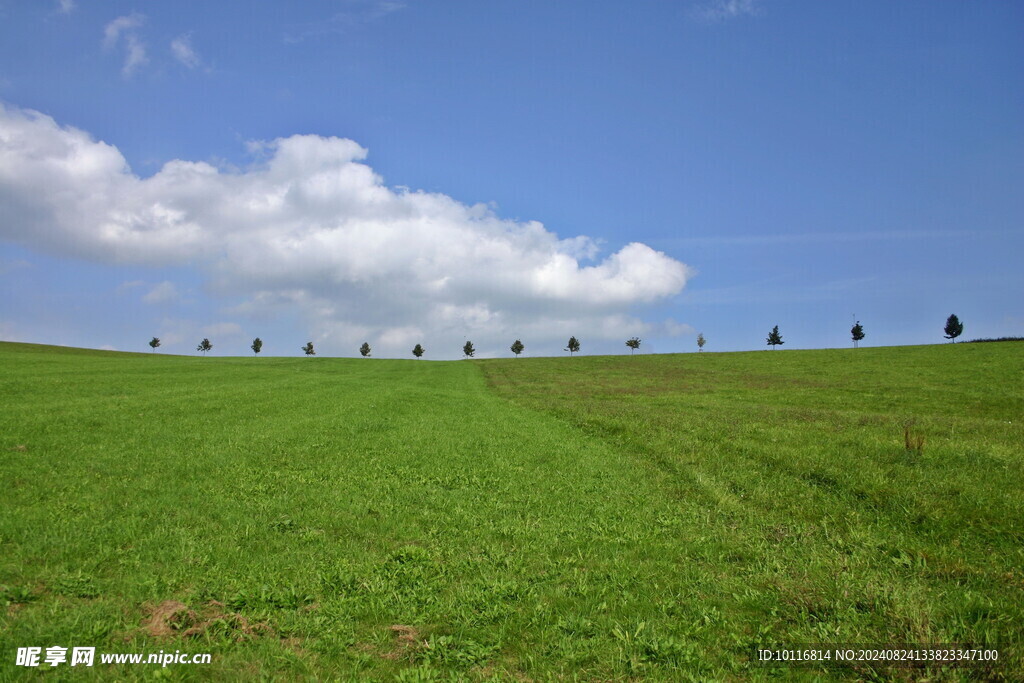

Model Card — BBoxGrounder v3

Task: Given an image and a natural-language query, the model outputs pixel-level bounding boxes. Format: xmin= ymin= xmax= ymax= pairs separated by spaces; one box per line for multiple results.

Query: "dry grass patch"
xmin=140 ymin=599 xmax=273 ymax=641
xmin=381 ymin=624 xmax=421 ymax=660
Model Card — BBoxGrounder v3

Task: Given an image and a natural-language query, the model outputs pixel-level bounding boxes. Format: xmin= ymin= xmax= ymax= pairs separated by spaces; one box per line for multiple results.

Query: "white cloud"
xmin=57 ymin=0 xmax=75 ymax=15
xmin=103 ymin=14 xmax=142 ymax=48
xmin=142 ymin=280 xmax=179 ymax=304
xmin=170 ymin=34 xmax=202 ymax=69
xmin=285 ymin=0 xmax=406 ymax=42
xmin=695 ymin=0 xmax=761 ymax=22
xmin=202 ymin=322 xmax=243 ymax=338
xmin=103 ymin=14 xmax=148 ymax=77
xmin=0 ymin=104 xmax=695 ymax=358
xmin=155 ymin=318 xmax=191 ymax=347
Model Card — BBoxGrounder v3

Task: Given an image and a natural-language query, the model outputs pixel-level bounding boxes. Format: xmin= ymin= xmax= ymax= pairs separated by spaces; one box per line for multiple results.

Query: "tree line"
xmin=146 ymin=314 xmax=965 ymax=357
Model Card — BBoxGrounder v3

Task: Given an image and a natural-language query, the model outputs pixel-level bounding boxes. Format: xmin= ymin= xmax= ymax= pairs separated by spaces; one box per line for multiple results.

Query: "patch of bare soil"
xmin=381 ymin=624 xmax=420 ymax=660
xmin=140 ymin=600 xmax=273 ymax=641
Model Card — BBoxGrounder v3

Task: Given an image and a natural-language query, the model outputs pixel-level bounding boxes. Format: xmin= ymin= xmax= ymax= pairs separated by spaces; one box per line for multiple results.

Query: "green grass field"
xmin=1 ymin=341 xmax=1021 ymax=680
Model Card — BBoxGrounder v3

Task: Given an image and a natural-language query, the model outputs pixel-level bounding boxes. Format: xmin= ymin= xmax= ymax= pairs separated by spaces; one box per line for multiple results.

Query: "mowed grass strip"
xmin=2 ymin=342 xmax=736 ymax=680
xmin=480 ymin=342 xmax=1024 ymax=678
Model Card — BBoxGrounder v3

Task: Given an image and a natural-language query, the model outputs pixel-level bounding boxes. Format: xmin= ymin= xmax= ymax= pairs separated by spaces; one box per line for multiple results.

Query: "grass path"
xmin=1 ymin=341 xmax=1021 ymax=679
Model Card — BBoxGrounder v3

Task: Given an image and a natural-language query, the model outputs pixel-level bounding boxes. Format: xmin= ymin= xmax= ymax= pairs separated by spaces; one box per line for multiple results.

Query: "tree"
xmin=463 ymin=340 xmax=475 ymax=358
xmin=851 ymin=321 xmax=865 ymax=349
xmin=766 ymin=325 xmax=784 ymax=349
xmin=303 ymin=341 xmax=316 ymax=356
xmin=510 ymin=339 xmax=524 ymax=358
xmin=251 ymin=337 xmax=263 ymax=356
xmin=697 ymin=333 xmax=706 ymax=352
xmin=565 ymin=336 xmax=580 ymax=356
xmin=412 ymin=343 xmax=425 ymax=358
xmin=944 ymin=314 xmax=963 ymax=343
xmin=625 ymin=337 xmax=641 ymax=355
xmin=149 ymin=337 xmax=160 ymax=352
xmin=197 ymin=338 xmax=212 ymax=356
xmin=359 ymin=342 xmax=371 ymax=357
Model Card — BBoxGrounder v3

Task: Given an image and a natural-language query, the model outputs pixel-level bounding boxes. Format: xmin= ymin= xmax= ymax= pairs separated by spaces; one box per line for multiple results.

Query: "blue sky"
xmin=1 ymin=0 xmax=1021 ymax=358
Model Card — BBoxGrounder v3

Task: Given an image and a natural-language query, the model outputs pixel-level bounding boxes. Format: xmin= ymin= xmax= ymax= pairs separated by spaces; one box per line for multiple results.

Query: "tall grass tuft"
xmin=903 ymin=419 xmax=926 ymax=456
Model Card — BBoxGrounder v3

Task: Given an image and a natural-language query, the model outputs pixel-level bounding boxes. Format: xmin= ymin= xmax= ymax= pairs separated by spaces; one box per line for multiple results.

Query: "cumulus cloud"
xmin=0 ymin=104 xmax=694 ymax=357
xmin=103 ymin=14 xmax=148 ymax=77
xmin=170 ymin=34 xmax=201 ymax=69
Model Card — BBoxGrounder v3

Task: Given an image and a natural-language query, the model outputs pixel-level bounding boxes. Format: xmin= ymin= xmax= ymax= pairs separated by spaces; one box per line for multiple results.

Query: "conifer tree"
xmin=944 ymin=314 xmax=963 ymax=343
xmin=766 ymin=325 xmax=784 ymax=349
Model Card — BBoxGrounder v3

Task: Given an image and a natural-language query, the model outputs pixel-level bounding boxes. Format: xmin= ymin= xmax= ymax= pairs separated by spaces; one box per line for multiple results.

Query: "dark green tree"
xmin=851 ymin=321 xmax=865 ymax=348
xmin=303 ymin=341 xmax=316 ymax=356
xmin=626 ymin=337 xmax=641 ymax=355
xmin=251 ymin=337 xmax=263 ymax=356
xmin=944 ymin=314 xmax=963 ymax=343
xmin=510 ymin=339 xmax=524 ymax=357
xmin=766 ymin=325 xmax=784 ymax=349
xmin=149 ymin=337 xmax=160 ymax=352
xmin=359 ymin=342 xmax=371 ymax=357
xmin=463 ymin=340 xmax=475 ymax=358
xmin=565 ymin=336 xmax=580 ymax=356
xmin=412 ymin=343 xmax=425 ymax=358
xmin=197 ymin=338 xmax=212 ymax=356
xmin=697 ymin=333 xmax=706 ymax=352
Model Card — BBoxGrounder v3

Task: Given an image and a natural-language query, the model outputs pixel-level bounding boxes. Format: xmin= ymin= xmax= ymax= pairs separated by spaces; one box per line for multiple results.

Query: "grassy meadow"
xmin=0 ymin=340 xmax=1021 ymax=680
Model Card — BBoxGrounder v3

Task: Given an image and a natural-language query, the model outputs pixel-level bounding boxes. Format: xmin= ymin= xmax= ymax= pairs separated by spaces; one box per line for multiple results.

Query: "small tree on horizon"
xmin=149 ymin=337 xmax=160 ymax=352
xmin=359 ymin=342 xmax=371 ymax=357
xmin=251 ymin=337 xmax=263 ymax=356
xmin=766 ymin=325 xmax=784 ymax=350
xmin=463 ymin=340 xmax=475 ymax=358
xmin=697 ymin=333 xmax=706 ymax=352
xmin=851 ymin=321 xmax=865 ymax=349
xmin=303 ymin=341 xmax=315 ymax=356
xmin=412 ymin=343 xmax=425 ymax=358
xmin=511 ymin=339 xmax=524 ymax=358
xmin=626 ymin=337 xmax=641 ymax=355
xmin=197 ymin=338 xmax=212 ymax=356
xmin=565 ymin=336 xmax=580 ymax=356
xmin=944 ymin=314 xmax=964 ymax=343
